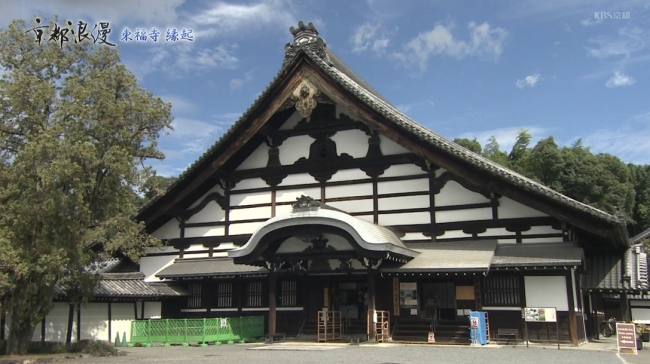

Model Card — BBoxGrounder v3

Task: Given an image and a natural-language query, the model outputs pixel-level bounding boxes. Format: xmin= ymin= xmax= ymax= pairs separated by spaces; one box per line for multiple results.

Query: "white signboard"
xmin=524 ymin=307 xmax=557 ymax=322
xmin=220 ymin=318 xmax=228 ymax=328
xmin=400 ymin=282 xmax=418 ymax=308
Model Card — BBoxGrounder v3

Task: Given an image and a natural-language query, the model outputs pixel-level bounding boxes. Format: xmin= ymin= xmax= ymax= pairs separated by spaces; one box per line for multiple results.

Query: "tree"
xmin=0 ymin=19 xmax=172 ymax=354
xmin=525 ymin=137 xmax=564 ymax=191
xmin=482 ymin=135 xmax=510 ymax=167
xmin=453 ymin=137 xmax=482 ymax=154
xmin=141 ymin=175 xmax=178 ymax=203
xmin=508 ymin=129 xmax=532 ymax=174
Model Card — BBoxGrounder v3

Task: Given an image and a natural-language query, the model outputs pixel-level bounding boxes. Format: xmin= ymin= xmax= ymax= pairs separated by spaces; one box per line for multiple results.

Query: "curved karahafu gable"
xmin=229 ymin=195 xmax=418 ymax=264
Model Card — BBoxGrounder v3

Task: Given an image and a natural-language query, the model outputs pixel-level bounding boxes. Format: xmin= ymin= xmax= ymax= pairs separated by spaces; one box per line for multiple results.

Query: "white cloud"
xmin=351 ymin=22 xmax=390 ymax=54
xmin=605 ymin=71 xmax=635 ymax=87
xmin=0 ymin=0 xmax=185 ymax=28
xmin=516 ymin=73 xmax=542 ymax=88
xmin=580 ymin=112 xmax=650 ymax=164
xmin=126 ymin=43 xmax=238 ymax=80
xmin=159 ymin=94 xmax=196 ymax=114
xmin=393 ymin=22 xmax=508 ymax=70
xmin=580 ymin=18 xmax=603 ymax=27
xmin=191 ymin=0 xmax=297 ymax=39
xmin=585 ymin=27 xmax=647 ymax=60
xmin=457 ymin=126 xmax=551 ymax=154
xmin=229 ymin=70 xmax=254 ymax=91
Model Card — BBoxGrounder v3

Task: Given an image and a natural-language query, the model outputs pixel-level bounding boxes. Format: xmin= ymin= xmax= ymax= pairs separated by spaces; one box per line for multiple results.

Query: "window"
xmin=280 ymin=280 xmax=297 ymax=307
xmin=216 ymin=282 xmax=233 ymax=307
xmin=247 ymin=282 xmax=263 ymax=307
xmin=482 ymin=275 xmax=521 ymax=306
xmin=187 ymin=283 xmax=202 ymax=308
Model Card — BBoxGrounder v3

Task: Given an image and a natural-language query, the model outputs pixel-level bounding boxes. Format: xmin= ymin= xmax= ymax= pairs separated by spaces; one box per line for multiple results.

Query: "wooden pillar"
xmin=108 ymin=301 xmax=112 ymax=343
xmin=134 ymin=302 xmax=138 ymax=320
xmin=269 ymin=272 xmax=277 ymax=335
xmin=367 ymin=267 xmax=377 ymax=342
xmin=565 ymin=274 xmax=578 ymax=346
xmin=141 ymin=301 xmax=145 ymax=320
xmin=1 ymin=311 xmax=5 ymax=340
xmin=41 ymin=317 xmax=46 ymax=343
xmin=237 ymin=277 xmax=244 ymax=314
xmin=620 ymin=292 xmax=631 ymax=322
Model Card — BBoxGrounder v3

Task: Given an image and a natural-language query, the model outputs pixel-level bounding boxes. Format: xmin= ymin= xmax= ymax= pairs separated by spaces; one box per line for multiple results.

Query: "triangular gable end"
xmin=139 ymin=21 xmax=627 ymax=249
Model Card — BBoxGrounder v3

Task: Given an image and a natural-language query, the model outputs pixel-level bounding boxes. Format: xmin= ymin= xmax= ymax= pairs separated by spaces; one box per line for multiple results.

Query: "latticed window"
xmin=187 ymin=283 xmax=202 ymax=308
xmin=482 ymin=275 xmax=521 ymax=306
xmin=217 ymin=282 xmax=233 ymax=307
xmin=247 ymin=282 xmax=262 ymax=307
xmin=280 ymin=280 xmax=297 ymax=307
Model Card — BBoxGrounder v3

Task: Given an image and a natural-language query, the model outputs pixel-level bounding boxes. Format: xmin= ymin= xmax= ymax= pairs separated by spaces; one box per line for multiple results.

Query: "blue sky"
xmin=3 ymin=0 xmax=650 ymax=177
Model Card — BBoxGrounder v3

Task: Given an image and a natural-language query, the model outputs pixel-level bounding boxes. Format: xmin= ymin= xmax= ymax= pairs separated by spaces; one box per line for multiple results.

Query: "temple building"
xmin=10 ymin=21 xmax=646 ymax=345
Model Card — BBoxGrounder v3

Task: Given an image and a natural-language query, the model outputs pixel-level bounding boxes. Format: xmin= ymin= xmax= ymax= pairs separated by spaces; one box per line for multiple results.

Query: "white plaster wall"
xmin=230 ymin=191 xmax=272 ymax=206
xmin=185 ymin=245 xmax=209 ymax=252
xmin=521 ymin=237 xmax=564 ymax=244
xmin=278 ymin=109 xmax=303 ymax=130
xmin=111 ymin=303 xmax=134 ymax=342
xmin=498 ymin=197 xmax=548 ymax=219
xmin=326 ymin=183 xmax=372 ymax=199
xmin=185 ymin=201 xmax=226 ymax=224
xmin=276 ymin=187 xmax=321 ymax=202
xmin=229 ymin=222 xmax=263 ymax=235
xmin=212 ymin=251 xmax=229 ymax=258
xmin=437 ymin=230 xmax=472 ymax=239
xmin=379 ymin=212 xmax=430 ymax=225
xmin=435 ymin=181 xmax=490 ymax=206
xmin=356 ymin=215 xmax=374 ymax=223
xmin=184 ymin=226 xmax=225 ymax=238
xmin=231 ymin=178 xmax=268 ymax=191
xmin=524 ymin=276 xmax=568 ymax=311
xmin=187 ymin=185 xmax=225 ymax=209
xmin=278 ymin=173 xmax=317 ymax=186
xmin=328 ymin=168 xmax=370 ymax=182
xmin=151 ymin=219 xmax=180 ymax=240
xmin=44 ymin=302 xmax=72 ymax=342
xmin=480 ymin=227 xmax=511 ymax=237
xmin=326 ymin=199 xmax=373 ymax=213
xmin=31 ymin=320 xmax=43 ymax=341
xmin=331 ymin=130 xmax=368 ymax=159
xmin=182 ymin=252 xmax=210 ymax=259
xmin=79 ymin=303 xmax=108 ymax=341
xmin=378 ymin=195 xmax=429 ymax=210
xmin=401 ymin=232 xmax=429 ymax=241
xmin=143 ymin=302 xmax=162 ymax=319
xmin=278 ymin=135 xmax=312 ymax=165
xmin=236 ymin=143 xmax=268 ymax=170
xmin=140 ymin=254 xmax=177 ymax=282
xmin=435 ymin=208 xmax=492 ymax=223
xmin=379 ymin=135 xmax=410 ymax=155
xmin=632 ymin=308 xmax=650 ymax=323
xmin=378 ymin=179 xmax=428 ymax=194
xmin=522 ymin=226 xmax=560 ymax=235
xmin=276 ymin=235 xmax=354 ymax=253
xmin=276 ymin=204 xmax=294 ymax=216
xmin=382 ymin=164 xmax=425 ymax=178
xmin=230 ymin=206 xmax=272 ymax=221
xmin=497 ymin=238 xmax=517 ymax=244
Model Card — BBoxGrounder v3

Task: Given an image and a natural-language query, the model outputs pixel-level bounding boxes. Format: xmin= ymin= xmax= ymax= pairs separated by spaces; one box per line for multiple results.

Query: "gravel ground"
xmin=75 ymin=343 xmax=625 ymax=364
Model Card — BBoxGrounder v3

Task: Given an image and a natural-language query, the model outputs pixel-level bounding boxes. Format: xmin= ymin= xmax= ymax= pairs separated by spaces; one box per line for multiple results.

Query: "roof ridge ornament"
xmin=292 ymin=195 xmax=321 ymax=211
xmin=283 ymin=21 xmax=331 ymax=68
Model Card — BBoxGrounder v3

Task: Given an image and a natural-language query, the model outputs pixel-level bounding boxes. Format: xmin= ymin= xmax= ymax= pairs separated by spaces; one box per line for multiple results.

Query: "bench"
xmin=265 ymin=332 xmax=286 ymax=344
xmin=496 ymin=328 xmax=519 ymax=345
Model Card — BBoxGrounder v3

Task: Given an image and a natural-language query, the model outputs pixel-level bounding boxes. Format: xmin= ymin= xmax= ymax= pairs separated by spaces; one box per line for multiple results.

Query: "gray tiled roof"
xmin=156 ymin=258 xmax=268 ymax=279
xmin=229 ymin=206 xmax=419 ymax=260
xmin=139 ymin=31 xmax=627 ymax=247
xmin=54 ymin=272 xmax=186 ymax=299
xmin=382 ymin=241 xmax=497 ymax=272
xmin=582 ymin=253 xmax=626 ymax=291
xmin=630 ymin=227 xmax=650 ymax=245
xmin=491 ymin=243 xmax=583 ymax=267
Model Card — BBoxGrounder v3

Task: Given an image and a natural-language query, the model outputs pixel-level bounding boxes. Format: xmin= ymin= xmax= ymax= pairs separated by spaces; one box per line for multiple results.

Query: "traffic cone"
xmin=115 ymin=332 xmax=121 ymax=347
xmin=122 ymin=332 xmax=128 ymax=347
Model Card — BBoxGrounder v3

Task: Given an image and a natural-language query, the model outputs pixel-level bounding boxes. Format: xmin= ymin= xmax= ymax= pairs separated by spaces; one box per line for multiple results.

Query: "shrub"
xmin=82 ymin=341 xmax=119 ymax=357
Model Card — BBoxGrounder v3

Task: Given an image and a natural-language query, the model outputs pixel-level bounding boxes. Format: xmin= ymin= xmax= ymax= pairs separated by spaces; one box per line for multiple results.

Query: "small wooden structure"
xmin=369 ymin=310 xmax=390 ymax=342
xmin=317 ymin=310 xmax=342 ymax=342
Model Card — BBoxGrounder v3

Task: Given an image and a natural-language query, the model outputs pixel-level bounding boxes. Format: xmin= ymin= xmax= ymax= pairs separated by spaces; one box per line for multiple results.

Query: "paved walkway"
xmin=68 ymin=337 xmax=649 ymax=364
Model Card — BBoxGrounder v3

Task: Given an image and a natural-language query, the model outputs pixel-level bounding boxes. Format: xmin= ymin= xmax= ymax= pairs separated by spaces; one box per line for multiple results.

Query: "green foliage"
xmin=82 ymin=341 xmax=119 ymax=357
xmin=141 ymin=175 xmax=178 ymax=203
xmin=0 ymin=19 xmax=172 ymax=354
xmin=453 ymin=137 xmax=482 ymax=154
xmin=472 ymin=132 xmax=645 ymax=232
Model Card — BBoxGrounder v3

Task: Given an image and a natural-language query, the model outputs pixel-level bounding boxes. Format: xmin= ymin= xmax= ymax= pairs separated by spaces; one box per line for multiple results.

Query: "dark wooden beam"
xmin=269 ymin=272 xmax=277 ymax=336
xmin=565 ymin=273 xmax=578 ymax=346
